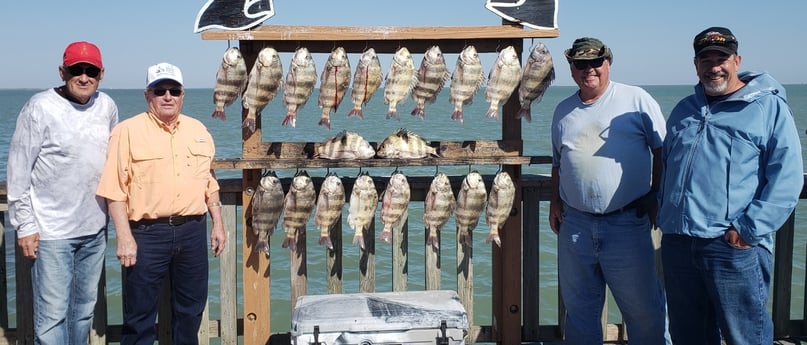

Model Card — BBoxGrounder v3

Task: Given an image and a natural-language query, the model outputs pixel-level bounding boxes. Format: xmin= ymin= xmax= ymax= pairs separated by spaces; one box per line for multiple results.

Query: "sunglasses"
xmin=572 ymin=58 xmax=605 ymax=70
xmin=66 ymin=65 xmax=101 ymax=78
xmin=152 ymin=88 xmax=183 ymax=97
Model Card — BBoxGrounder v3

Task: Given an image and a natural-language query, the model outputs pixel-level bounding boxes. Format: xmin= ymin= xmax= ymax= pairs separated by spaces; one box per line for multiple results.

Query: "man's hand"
xmin=725 ymin=227 xmax=751 ymax=249
xmin=17 ymin=233 xmax=40 ymax=259
xmin=210 ymin=222 xmax=227 ymax=257
xmin=549 ymin=201 xmax=563 ymax=235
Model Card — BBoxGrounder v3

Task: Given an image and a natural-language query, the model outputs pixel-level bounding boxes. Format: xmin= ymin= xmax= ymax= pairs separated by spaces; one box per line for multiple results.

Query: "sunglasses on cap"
xmin=572 ymin=57 xmax=605 ymax=70
xmin=152 ymin=88 xmax=183 ymax=97
xmin=66 ymin=65 xmax=101 ymax=78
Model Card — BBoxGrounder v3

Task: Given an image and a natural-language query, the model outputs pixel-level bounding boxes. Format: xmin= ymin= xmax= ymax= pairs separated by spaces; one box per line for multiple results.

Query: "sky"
xmin=1 ymin=0 xmax=805 ymax=89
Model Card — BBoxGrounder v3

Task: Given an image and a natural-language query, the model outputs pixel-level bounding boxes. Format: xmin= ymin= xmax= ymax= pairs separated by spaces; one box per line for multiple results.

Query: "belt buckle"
xmin=168 ymin=216 xmax=179 ymax=226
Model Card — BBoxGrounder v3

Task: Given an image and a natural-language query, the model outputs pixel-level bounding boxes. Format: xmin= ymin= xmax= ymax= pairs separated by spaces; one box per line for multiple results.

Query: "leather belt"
xmin=130 ymin=215 xmax=204 ymax=228
xmin=588 ymin=197 xmax=644 ymax=217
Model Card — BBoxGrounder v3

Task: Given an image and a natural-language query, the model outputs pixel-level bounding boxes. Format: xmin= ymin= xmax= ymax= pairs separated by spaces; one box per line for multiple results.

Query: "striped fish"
xmin=251 ymin=171 xmax=284 ymax=256
xmin=449 ymin=45 xmax=485 ymax=124
xmin=242 ymin=47 xmax=283 ymax=133
xmin=383 ymin=47 xmax=417 ymax=120
xmin=314 ymin=130 xmax=375 ymax=160
xmin=282 ymin=47 xmax=317 ymax=128
xmin=485 ymin=46 xmax=522 ymax=120
xmin=347 ymin=172 xmax=378 ymax=249
xmin=315 ymin=174 xmax=346 ymax=250
xmin=318 ymin=47 xmax=351 ymax=129
xmin=485 ymin=171 xmax=516 ymax=247
xmin=347 ymin=48 xmax=383 ymax=119
xmin=518 ymin=42 xmax=555 ymax=122
xmin=211 ymin=47 xmax=247 ymax=121
xmin=424 ymin=173 xmax=456 ymax=250
xmin=455 ymin=171 xmax=487 ymax=247
xmin=379 ymin=172 xmax=411 ymax=243
xmin=411 ymin=45 xmax=449 ymax=120
xmin=375 ymin=128 xmax=438 ymax=159
xmin=281 ymin=171 xmax=316 ymax=252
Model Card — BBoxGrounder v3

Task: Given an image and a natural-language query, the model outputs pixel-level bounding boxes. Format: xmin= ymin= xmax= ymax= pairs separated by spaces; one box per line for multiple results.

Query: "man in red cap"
xmin=7 ymin=40 xmax=118 ymax=344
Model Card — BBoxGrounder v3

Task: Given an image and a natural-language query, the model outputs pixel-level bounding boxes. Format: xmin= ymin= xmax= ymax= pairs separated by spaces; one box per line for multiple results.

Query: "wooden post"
xmin=358 ymin=220 xmax=376 ymax=293
xmin=392 ymin=221 xmax=408 ymax=292
xmin=219 ymin=195 xmax=239 ymax=345
xmin=326 ymin=218 xmax=344 ymax=294
xmin=773 ymin=212 xmax=796 ymax=337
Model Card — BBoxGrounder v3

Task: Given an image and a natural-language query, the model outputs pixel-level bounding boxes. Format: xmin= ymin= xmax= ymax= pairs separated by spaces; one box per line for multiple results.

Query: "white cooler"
xmin=291 ymin=290 xmax=469 ymax=345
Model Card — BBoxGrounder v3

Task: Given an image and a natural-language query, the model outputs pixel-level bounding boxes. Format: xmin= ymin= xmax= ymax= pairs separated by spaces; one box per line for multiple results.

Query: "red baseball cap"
xmin=63 ymin=41 xmax=103 ymax=68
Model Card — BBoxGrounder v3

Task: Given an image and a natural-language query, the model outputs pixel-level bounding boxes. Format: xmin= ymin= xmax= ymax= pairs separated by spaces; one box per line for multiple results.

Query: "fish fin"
xmin=318 ymin=234 xmax=334 ymax=250
xmin=459 ymin=229 xmax=474 ymax=248
xmin=254 ymin=240 xmax=271 ymax=257
xmin=486 ymin=228 xmax=502 ymax=247
xmin=281 ymin=232 xmax=297 ymax=251
xmin=212 ymin=110 xmax=227 ymax=121
xmin=281 ymin=111 xmax=296 ymax=127
xmin=379 ymin=228 xmax=392 ymax=243
xmin=242 ymin=117 xmax=257 ymax=133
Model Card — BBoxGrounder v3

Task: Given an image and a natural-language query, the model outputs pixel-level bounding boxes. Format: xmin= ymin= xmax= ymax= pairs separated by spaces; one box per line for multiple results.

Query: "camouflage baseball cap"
xmin=564 ymin=37 xmax=612 ymax=61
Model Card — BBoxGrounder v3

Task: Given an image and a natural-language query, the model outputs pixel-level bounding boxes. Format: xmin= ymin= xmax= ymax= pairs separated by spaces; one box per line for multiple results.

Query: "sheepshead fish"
xmin=455 ymin=171 xmax=488 ymax=247
xmin=282 ymin=47 xmax=317 ymax=128
xmin=449 ymin=45 xmax=485 ymax=124
xmin=347 ymin=48 xmax=383 ymax=119
xmin=315 ymin=174 xmax=346 ymax=250
xmin=485 ymin=171 xmax=516 ymax=247
xmin=347 ymin=173 xmax=378 ymax=249
xmin=411 ymin=45 xmax=449 ymax=120
xmin=314 ymin=130 xmax=375 ymax=160
xmin=375 ymin=128 xmax=438 ymax=159
xmin=485 ymin=46 xmax=522 ymax=120
xmin=318 ymin=47 xmax=351 ymax=129
xmin=383 ymin=47 xmax=417 ymax=120
xmin=242 ymin=47 xmax=283 ymax=133
xmin=518 ymin=42 xmax=555 ymax=122
xmin=251 ymin=171 xmax=285 ymax=256
xmin=281 ymin=171 xmax=316 ymax=252
xmin=424 ymin=173 xmax=456 ymax=250
xmin=379 ymin=172 xmax=411 ymax=243
xmin=211 ymin=47 xmax=247 ymax=121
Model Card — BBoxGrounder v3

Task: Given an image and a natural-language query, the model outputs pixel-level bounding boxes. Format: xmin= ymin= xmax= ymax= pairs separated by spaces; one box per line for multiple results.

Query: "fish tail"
xmin=352 ymin=232 xmax=365 ymax=249
xmin=458 ymin=229 xmax=474 ymax=248
xmin=410 ymin=106 xmax=425 ymax=120
xmin=426 ymin=228 xmax=440 ymax=250
xmin=386 ymin=106 xmax=399 ymax=120
xmin=254 ymin=240 xmax=271 ymax=257
xmin=347 ymin=106 xmax=364 ymax=119
xmin=281 ymin=232 xmax=298 ymax=251
xmin=451 ymin=108 xmax=464 ymax=124
xmin=318 ymin=113 xmax=331 ymax=129
xmin=211 ymin=110 xmax=227 ymax=121
xmin=318 ymin=234 xmax=334 ymax=250
xmin=282 ymin=110 xmax=296 ymax=127
xmin=379 ymin=226 xmax=392 ymax=243
xmin=485 ymin=106 xmax=499 ymax=120
xmin=517 ymin=107 xmax=532 ymax=123
xmin=486 ymin=227 xmax=501 ymax=247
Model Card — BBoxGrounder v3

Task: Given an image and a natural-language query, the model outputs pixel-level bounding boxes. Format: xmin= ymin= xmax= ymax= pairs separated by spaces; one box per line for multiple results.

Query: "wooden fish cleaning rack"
xmin=202 ymin=23 xmax=558 ymax=345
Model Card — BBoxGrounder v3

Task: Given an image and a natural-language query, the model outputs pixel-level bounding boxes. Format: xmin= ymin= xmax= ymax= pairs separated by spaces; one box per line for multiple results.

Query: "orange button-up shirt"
xmin=97 ymin=112 xmax=219 ymax=221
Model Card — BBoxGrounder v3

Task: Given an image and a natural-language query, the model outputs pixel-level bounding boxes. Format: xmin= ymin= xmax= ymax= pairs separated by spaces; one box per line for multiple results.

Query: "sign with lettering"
xmin=485 ymin=0 xmax=558 ymax=30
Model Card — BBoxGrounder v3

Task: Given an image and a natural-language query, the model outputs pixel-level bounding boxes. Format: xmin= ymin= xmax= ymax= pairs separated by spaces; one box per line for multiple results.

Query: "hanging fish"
xmin=314 ymin=130 xmax=376 ymax=160
xmin=282 ymin=47 xmax=317 ymax=128
xmin=411 ymin=45 xmax=449 ymax=120
xmin=485 ymin=171 xmax=516 ymax=247
xmin=347 ymin=48 xmax=383 ymax=119
xmin=379 ymin=172 xmax=411 ymax=243
xmin=383 ymin=47 xmax=417 ymax=120
xmin=318 ymin=47 xmax=351 ymax=129
xmin=517 ymin=42 xmax=555 ymax=122
xmin=250 ymin=170 xmax=285 ymax=256
xmin=281 ymin=171 xmax=316 ymax=252
xmin=211 ymin=47 xmax=247 ymax=121
xmin=242 ymin=47 xmax=283 ymax=133
xmin=485 ymin=46 xmax=522 ymax=120
xmin=455 ymin=171 xmax=488 ymax=247
xmin=375 ymin=128 xmax=439 ymax=159
xmin=449 ymin=45 xmax=485 ymax=124
xmin=347 ymin=172 xmax=378 ymax=249
xmin=424 ymin=173 xmax=456 ymax=250
xmin=315 ymin=174 xmax=346 ymax=250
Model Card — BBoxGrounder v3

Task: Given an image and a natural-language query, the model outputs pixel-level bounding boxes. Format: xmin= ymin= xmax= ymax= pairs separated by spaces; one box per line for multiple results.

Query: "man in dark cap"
xmin=7 ymin=41 xmax=118 ymax=344
xmin=657 ymin=26 xmax=802 ymax=344
xmin=549 ymin=37 xmax=669 ymax=344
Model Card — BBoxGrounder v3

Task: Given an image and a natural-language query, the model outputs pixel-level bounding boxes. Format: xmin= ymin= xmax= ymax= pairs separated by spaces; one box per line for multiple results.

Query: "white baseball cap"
xmin=146 ymin=62 xmax=183 ymax=87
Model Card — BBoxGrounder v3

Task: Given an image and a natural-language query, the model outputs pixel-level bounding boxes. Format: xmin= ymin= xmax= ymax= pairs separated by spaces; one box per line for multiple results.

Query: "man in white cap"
xmin=7 ymin=40 xmax=118 ymax=345
xmin=97 ymin=62 xmax=227 ymax=345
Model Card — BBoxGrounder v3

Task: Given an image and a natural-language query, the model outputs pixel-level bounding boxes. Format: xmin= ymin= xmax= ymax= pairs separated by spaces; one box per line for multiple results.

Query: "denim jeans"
xmin=558 ymin=205 xmax=668 ymax=344
xmin=661 ymin=234 xmax=773 ymax=345
xmin=121 ymin=217 xmax=209 ymax=345
xmin=32 ymin=228 xmax=106 ymax=345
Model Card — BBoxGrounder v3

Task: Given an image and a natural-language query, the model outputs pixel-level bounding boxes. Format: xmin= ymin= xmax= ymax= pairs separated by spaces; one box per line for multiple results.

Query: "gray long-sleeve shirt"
xmin=7 ymin=88 xmax=118 ymax=240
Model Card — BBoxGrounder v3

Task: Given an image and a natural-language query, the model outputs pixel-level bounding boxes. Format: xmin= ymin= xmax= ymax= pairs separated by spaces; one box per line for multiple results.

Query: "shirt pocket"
xmin=727 ymin=137 xmax=760 ymax=219
xmin=187 ymin=143 xmax=214 ymax=179
xmin=130 ymin=145 xmax=166 ymax=184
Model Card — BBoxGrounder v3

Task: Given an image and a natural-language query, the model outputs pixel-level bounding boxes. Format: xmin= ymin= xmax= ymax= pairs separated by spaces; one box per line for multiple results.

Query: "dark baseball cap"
xmin=693 ymin=27 xmax=738 ymax=57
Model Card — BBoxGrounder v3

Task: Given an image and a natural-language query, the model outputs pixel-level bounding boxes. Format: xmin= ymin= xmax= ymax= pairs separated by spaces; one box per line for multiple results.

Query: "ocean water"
xmin=1 ymin=83 xmax=806 ymax=335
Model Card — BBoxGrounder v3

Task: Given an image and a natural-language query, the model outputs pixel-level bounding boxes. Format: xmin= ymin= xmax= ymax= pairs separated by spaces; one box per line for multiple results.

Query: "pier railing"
xmin=0 ymin=175 xmax=805 ymax=344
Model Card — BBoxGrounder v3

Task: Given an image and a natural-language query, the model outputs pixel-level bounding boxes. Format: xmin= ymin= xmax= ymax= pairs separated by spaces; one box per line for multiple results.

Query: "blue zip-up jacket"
xmin=657 ymin=71 xmax=802 ymax=252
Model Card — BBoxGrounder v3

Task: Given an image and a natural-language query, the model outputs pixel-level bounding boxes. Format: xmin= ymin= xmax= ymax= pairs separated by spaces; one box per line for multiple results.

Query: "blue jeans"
xmin=558 ymin=205 xmax=668 ymax=344
xmin=33 ymin=228 xmax=106 ymax=345
xmin=121 ymin=217 xmax=209 ymax=345
xmin=661 ymin=234 xmax=773 ymax=345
